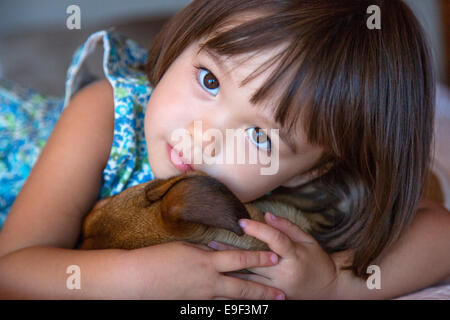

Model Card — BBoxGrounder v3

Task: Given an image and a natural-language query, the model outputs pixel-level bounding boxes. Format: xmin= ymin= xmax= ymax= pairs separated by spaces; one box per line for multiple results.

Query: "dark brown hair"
xmin=144 ymin=0 xmax=435 ymax=278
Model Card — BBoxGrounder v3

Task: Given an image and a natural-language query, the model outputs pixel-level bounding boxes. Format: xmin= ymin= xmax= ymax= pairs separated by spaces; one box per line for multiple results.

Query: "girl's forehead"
xmin=198 ymin=46 xmax=287 ymax=114
xmin=193 ymin=38 xmax=290 ymax=99
xmin=210 ymin=9 xmax=270 ymax=35
xmin=194 ymin=9 xmax=286 ymax=70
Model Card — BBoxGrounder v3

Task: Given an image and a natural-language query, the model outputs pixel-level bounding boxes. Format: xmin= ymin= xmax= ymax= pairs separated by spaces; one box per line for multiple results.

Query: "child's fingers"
xmin=264 ymin=212 xmax=317 ymax=245
xmin=238 ymin=218 xmax=297 ymax=258
xmin=208 ymin=241 xmax=278 ymax=279
xmin=223 ymin=271 xmax=272 ymax=285
xmin=212 ymin=249 xmax=278 ymax=273
xmin=182 ymin=241 xmax=215 ymax=252
xmin=207 ymin=241 xmax=239 ymax=251
xmin=216 ymin=274 xmax=285 ymax=300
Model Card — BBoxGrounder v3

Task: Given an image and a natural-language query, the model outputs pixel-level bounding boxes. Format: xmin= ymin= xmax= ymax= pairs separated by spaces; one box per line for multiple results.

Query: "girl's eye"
xmin=246 ymin=127 xmax=271 ymax=151
xmin=197 ymin=67 xmax=220 ymax=96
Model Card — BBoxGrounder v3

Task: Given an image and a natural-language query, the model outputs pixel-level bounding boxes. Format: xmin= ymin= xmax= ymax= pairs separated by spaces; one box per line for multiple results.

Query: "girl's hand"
xmin=123 ymin=240 xmax=286 ymax=300
xmin=207 ymin=212 xmax=339 ymax=299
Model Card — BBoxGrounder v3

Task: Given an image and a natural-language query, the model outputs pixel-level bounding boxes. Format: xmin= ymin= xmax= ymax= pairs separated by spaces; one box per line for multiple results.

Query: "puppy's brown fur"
xmin=78 ymin=170 xmax=334 ymax=251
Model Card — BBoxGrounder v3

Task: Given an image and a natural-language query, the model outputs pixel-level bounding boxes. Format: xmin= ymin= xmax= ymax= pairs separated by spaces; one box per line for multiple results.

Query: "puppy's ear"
xmin=144 ymin=179 xmax=173 ymax=202
xmin=160 ymin=175 xmax=251 ymax=236
xmin=145 ymin=170 xmax=209 ymax=202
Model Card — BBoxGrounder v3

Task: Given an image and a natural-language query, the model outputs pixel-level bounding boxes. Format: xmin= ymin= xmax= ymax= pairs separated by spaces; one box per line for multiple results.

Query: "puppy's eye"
xmin=196 ymin=67 xmax=220 ymax=96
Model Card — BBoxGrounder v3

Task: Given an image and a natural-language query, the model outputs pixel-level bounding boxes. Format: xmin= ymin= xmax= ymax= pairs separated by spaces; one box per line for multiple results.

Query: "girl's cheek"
xmin=147 ymin=88 xmax=174 ymax=121
xmin=222 ymin=168 xmax=271 ymax=203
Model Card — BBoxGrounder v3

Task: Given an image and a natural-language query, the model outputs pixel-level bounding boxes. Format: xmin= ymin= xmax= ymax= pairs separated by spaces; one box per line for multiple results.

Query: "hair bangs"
xmin=198 ymin=13 xmax=327 ymax=154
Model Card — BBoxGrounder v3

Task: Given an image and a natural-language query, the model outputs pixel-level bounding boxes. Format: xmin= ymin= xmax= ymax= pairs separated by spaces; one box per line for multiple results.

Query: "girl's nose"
xmin=187 ymin=120 xmax=220 ymax=159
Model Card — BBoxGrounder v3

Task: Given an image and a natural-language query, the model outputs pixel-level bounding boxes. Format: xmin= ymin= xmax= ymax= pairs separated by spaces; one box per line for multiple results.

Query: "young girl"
xmin=0 ymin=0 xmax=449 ymax=299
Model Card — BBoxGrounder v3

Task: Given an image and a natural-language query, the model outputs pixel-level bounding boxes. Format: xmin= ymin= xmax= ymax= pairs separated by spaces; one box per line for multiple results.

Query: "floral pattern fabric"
xmin=0 ymin=80 xmax=64 ymax=227
xmin=0 ymin=29 xmax=156 ymax=228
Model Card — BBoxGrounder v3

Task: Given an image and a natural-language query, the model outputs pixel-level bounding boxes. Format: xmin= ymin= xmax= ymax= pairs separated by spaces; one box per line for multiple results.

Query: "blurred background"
xmin=0 ymin=0 xmax=448 ymax=95
xmin=0 ymin=0 xmax=449 ymax=203
xmin=0 ymin=0 xmax=193 ymax=96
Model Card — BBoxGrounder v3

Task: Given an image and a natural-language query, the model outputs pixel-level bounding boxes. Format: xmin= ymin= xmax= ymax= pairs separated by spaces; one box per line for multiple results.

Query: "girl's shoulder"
xmin=63 ymin=29 xmax=156 ymax=200
xmin=63 ymin=29 xmax=152 ymax=109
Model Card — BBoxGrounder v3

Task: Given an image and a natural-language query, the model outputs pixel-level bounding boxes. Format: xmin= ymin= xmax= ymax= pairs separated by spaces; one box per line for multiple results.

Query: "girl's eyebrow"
xmin=197 ymin=48 xmax=231 ymax=81
xmin=198 ymin=48 xmax=299 ymax=154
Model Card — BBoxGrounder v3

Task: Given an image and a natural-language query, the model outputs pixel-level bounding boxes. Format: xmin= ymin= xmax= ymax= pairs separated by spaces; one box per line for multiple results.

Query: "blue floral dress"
xmin=0 ymin=29 xmax=156 ymax=228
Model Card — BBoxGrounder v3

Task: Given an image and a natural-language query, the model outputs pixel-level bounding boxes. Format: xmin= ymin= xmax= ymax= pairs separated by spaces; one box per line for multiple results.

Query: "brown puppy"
xmin=77 ymin=170 xmax=335 ymax=251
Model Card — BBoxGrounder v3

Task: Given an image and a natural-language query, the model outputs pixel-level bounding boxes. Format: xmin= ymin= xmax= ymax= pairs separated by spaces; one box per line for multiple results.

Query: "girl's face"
xmin=144 ymin=39 xmax=323 ymax=203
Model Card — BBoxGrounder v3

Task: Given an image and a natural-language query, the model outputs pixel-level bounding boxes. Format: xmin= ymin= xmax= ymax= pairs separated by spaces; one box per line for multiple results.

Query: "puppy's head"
xmin=79 ymin=170 xmax=251 ymax=249
xmin=145 ymin=170 xmax=251 ymax=236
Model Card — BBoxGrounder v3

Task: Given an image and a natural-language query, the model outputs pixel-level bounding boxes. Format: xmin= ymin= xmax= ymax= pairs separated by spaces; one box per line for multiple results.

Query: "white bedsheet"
xmin=395 ymin=280 xmax=450 ymax=300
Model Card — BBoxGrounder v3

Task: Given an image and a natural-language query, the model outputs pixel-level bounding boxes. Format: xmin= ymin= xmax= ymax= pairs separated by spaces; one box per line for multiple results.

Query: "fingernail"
xmin=270 ymin=253 xmax=278 ymax=264
xmin=239 ymin=219 xmax=247 ymax=228
xmin=266 ymin=211 xmax=277 ymax=221
xmin=207 ymin=241 xmax=218 ymax=250
xmin=276 ymin=293 xmax=285 ymax=300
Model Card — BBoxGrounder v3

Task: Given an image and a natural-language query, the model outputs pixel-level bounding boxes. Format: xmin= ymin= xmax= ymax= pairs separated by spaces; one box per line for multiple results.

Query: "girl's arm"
xmin=0 ymin=246 xmax=135 ymax=299
xmin=332 ymin=199 xmax=450 ymax=299
xmin=0 ymin=79 xmax=123 ymax=298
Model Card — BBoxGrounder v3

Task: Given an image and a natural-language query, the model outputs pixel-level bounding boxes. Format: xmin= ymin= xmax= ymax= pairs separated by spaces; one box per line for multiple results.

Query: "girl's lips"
xmin=167 ymin=142 xmax=193 ymax=172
